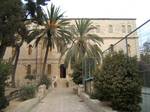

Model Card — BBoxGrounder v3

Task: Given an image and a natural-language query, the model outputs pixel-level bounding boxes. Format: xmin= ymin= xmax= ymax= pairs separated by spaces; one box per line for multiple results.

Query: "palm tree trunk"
xmin=11 ymin=46 xmax=20 ymax=87
xmin=42 ymin=43 xmax=49 ymax=75
xmin=0 ymin=45 xmax=6 ymax=59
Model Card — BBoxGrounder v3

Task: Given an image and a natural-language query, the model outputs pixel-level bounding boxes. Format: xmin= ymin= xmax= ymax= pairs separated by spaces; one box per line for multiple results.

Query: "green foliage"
xmin=25 ymin=74 xmax=36 ymax=80
xmin=93 ymin=51 xmax=142 ymax=112
xmin=39 ymin=75 xmax=51 ymax=89
xmin=0 ymin=62 xmax=10 ymax=110
xmin=28 ymin=4 xmax=71 ymax=74
xmin=20 ymin=85 xmax=37 ymax=100
xmin=0 ymin=96 xmax=9 ymax=110
xmin=0 ymin=0 xmax=27 ymax=59
xmin=24 ymin=0 xmax=50 ymax=23
xmin=72 ymin=63 xmax=83 ymax=85
xmin=61 ymin=19 xmax=103 ymax=68
xmin=0 ymin=0 xmax=24 ymax=46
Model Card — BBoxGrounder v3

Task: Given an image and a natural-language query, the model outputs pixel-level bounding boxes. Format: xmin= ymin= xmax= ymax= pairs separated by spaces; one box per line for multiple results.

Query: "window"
xmin=27 ymin=64 xmax=31 ymax=75
xmin=12 ymin=47 xmax=16 ymax=56
xmin=127 ymin=25 xmax=132 ymax=33
xmin=28 ymin=44 xmax=32 ymax=55
xmin=109 ymin=25 xmax=113 ymax=33
xmin=47 ymin=64 xmax=51 ymax=74
xmin=96 ymin=25 xmax=100 ymax=33
xmin=122 ymin=25 xmax=126 ymax=33
xmin=127 ymin=44 xmax=131 ymax=55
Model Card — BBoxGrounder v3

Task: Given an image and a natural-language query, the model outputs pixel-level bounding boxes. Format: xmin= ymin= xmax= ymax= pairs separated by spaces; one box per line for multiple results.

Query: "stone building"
xmin=3 ymin=18 xmax=139 ymax=87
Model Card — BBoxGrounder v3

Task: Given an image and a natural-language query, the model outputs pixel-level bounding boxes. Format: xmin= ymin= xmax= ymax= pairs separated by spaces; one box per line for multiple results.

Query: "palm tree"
xmin=11 ymin=26 xmax=28 ymax=87
xmin=61 ymin=19 xmax=103 ymax=67
xmin=29 ymin=4 xmax=71 ymax=75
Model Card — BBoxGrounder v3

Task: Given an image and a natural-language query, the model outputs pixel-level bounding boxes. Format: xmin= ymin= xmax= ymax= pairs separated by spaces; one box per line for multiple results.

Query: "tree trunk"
xmin=11 ymin=46 xmax=20 ymax=87
xmin=42 ymin=43 xmax=49 ymax=75
xmin=0 ymin=45 xmax=6 ymax=59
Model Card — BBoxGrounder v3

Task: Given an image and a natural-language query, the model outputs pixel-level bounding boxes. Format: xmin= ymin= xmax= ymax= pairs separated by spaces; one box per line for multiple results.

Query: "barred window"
xmin=122 ymin=25 xmax=126 ymax=33
xmin=28 ymin=44 xmax=32 ymax=55
xmin=127 ymin=44 xmax=131 ymax=55
xmin=127 ymin=25 xmax=132 ymax=33
xmin=109 ymin=25 xmax=113 ymax=33
xmin=27 ymin=64 xmax=31 ymax=75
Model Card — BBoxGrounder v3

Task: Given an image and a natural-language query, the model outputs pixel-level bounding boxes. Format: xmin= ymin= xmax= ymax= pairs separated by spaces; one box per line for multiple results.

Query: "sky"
xmin=49 ymin=0 xmax=150 ymax=26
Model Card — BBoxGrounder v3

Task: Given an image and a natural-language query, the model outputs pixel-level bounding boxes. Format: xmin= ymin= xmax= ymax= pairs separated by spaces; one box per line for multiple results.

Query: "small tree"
xmin=72 ymin=63 xmax=83 ymax=85
xmin=94 ymin=51 xmax=142 ymax=112
xmin=39 ymin=75 xmax=51 ymax=89
xmin=20 ymin=85 xmax=37 ymax=100
xmin=0 ymin=61 xmax=10 ymax=110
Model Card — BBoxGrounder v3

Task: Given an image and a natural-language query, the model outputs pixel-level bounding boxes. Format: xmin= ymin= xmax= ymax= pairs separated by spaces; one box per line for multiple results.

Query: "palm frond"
xmin=62 ymin=19 xmax=103 ymax=66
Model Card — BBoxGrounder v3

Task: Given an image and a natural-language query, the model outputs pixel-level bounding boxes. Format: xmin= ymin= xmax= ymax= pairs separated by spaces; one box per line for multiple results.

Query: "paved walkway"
xmin=30 ymin=87 xmax=94 ymax=112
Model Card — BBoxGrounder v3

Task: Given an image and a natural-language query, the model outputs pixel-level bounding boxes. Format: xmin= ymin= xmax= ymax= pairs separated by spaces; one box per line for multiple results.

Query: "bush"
xmin=25 ymin=74 xmax=36 ymax=80
xmin=39 ymin=75 xmax=51 ymax=89
xmin=72 ymin=63 xmax=83 ymax=85
xmin=0 ymin=61 xmax=10 ymax=110
xmin=20 ymin=85 xmax=37 ymax=100
xmin=93 ymin=51 xmax=142 ymax=112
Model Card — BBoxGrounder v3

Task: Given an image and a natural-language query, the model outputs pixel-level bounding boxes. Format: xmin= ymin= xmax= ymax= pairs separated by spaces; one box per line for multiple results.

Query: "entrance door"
xmin=60 ymin=64 xmax=66 ymax=78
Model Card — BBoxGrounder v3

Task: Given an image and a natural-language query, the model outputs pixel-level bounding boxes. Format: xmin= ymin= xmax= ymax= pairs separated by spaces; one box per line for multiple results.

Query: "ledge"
xmin=80 ymin=92 xmax=117 ymax=112
xmin=13 ymin=98 xmax=39 ymax=112
xmin=14 ymin=87 xmax=51 ymax=112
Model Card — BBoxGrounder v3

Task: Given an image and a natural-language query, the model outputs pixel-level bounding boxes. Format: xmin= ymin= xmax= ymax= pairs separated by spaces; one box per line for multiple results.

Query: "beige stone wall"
xmin=3 ymin=18 xmax=139 ymax=86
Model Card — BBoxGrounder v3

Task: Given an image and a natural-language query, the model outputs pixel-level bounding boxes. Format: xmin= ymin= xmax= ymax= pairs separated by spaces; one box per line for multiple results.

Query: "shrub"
xmin=20 ymin=85 xmax=37 ymax=100
xmin=25 ymin=74 xmax=36 ymax=80
xmin=93 ymin=51 xmax=142 ymax=112
xmin=39 ymin=75 xmax=51 ymax=89
xmin=0 ymin=61 xmax=10 ymax=110
xmin=72 ymin=63 xmax=83 ymax=85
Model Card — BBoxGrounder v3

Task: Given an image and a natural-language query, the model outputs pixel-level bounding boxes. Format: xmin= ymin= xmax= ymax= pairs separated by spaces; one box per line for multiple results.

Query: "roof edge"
xmin=62 ymin=18 xmax=136 ymax=20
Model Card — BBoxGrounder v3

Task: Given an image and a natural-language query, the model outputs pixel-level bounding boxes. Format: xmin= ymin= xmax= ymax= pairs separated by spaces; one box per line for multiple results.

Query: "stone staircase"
xmin=57 ymin=78 xmax=67 ymax=88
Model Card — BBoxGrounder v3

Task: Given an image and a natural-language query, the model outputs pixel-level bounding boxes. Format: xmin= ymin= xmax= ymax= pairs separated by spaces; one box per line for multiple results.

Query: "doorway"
xmin=60 ymin=64 xmax=66 ymax=78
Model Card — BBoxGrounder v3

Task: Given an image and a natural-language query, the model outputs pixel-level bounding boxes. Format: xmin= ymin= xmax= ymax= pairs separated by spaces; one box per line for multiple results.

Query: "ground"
xmin=30 ymin=87 xmax=94 ymax=112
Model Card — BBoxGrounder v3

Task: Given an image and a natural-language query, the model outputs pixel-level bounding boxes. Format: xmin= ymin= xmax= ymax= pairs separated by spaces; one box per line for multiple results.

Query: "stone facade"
xmin=3 ymin=18 xmax=139 ymax=87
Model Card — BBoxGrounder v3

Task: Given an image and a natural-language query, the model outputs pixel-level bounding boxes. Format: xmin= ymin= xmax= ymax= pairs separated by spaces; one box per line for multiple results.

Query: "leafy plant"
xmin=72 ymin=63 xmax=83 ymax=85
xmin=39 ymin=75 xmax=51 ymax=89
xmin=0 ymin=61 xmax=10 ymax=110
xmin=20 ymin=85 xmax=37 ymax=100
xmin=93 ymin=51 xmax=142 ymax=112
xmin=61 ymin=19 xmax=103 ymax=68
xmin=25 ymin=74 xmax=36 ymax=80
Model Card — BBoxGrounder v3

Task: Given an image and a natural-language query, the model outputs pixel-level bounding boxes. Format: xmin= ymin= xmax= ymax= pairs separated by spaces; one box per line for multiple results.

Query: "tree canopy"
xmin=61 ymin=19 xmax=103 ymax=67
xmin=0 ymin=0 xmax=25 ymax=59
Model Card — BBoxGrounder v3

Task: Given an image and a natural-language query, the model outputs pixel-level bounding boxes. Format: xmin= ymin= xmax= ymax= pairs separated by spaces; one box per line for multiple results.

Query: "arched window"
xmin=27 ymin=64 xmax=31 ymax=75
xmin=122 ymin=25 xmax=126 ymax=33
xmin=28 ymin=44 xmax=32 ymax=55
xmin=127 ymin=44 xmax=131 ymax=56
xmin=109 ymin=25 xmax=113 ymax=33
xmin=127 ymin=25 xmax=132 ymax=33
